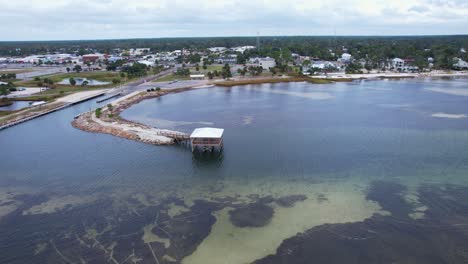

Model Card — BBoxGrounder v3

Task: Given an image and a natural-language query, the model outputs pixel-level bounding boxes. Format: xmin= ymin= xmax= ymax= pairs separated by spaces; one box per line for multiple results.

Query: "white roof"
xmin=190 ymin=127 xmax=224 ymax=139
xmin=190 ymin=74 xmax=205 ymax=78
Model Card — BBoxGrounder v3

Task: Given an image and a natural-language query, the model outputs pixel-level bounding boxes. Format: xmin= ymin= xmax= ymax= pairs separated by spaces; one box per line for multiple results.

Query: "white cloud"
xmin=0 ymin=0 xmax=466 ymax=40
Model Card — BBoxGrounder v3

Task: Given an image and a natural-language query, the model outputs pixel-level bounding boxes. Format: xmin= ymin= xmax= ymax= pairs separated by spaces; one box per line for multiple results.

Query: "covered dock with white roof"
xmin=190 ymin=127 xmax=224 ymax=152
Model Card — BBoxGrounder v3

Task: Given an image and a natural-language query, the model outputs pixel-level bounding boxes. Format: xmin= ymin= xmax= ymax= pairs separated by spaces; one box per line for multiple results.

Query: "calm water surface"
xmin=1 ymin=78 xmax=468 ymax=263
xmin=0 ymin=101 xmax=33 ymax=111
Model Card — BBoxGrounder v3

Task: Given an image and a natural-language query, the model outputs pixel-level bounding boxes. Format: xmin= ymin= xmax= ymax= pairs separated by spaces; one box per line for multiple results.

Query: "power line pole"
xmin=256 ymin=32 xmax=261 ymax=51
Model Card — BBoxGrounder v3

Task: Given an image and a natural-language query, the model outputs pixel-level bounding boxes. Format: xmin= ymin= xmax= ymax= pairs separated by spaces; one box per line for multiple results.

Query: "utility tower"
xmin=256 ymin=32 xmax=261 ymax=51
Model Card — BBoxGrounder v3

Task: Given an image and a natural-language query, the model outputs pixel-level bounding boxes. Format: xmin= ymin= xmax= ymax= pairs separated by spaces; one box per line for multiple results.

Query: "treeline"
xmin=0 ymin=36 xmax=467 ymax=69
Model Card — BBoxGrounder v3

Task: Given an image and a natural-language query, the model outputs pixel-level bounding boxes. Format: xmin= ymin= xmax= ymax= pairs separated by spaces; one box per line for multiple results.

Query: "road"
xmin=16 ymin=66 xmax=69 ymax=80
xmin=108 ymin=68 xmax=183 ymax=95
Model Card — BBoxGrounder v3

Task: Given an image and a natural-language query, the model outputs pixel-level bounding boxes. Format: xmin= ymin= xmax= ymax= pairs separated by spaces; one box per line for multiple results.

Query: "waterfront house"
xmin=392 ymin=58 xmax=405 ymax=71
xmin=190 ymin=127 xmax=224 ymax=152
xmin=453 ymin=59 xmax=468 ymax=69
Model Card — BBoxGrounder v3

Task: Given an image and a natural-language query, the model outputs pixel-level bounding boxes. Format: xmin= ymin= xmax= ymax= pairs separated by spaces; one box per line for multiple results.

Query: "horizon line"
xmin=1 ymin=34 xmax=468 ymax=43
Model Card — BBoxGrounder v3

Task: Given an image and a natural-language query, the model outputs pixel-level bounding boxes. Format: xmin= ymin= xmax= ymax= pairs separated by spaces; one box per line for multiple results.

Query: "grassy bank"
xmin=153 ymin=74 xmax=190 ymax=82
xmin=0 ymin=101 xmax=65 ymax=126
xmin=377 ymin=75 xmax=416 ymax=80
xmin=15 ymin=71 xmax=123 ymax=87
xmin=0 ymin=99 xmax=13 ymax=107
xmin=215 ymin=77 xmax=338 ymax=87
xmin=10 ymin=94 xmax=64 ymax=102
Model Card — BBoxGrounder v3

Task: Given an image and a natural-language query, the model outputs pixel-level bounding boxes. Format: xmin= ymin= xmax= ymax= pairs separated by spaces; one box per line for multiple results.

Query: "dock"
xmin=96 ymin=93 xmax=122 ymax=103
xmin=158 ymin=130 xmax=190 ymax=141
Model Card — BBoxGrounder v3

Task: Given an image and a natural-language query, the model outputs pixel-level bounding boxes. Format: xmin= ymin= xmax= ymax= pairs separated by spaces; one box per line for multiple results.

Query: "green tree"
xmin=222 ymin=64 xmax=232 ymax=79
xmin=95 ymin=108 xmax=102 ymax=118
xmin=207 ymin=71 xmax=214 ymax=79
xmin=73 ymin=65 xmax=82 ymax=73
xmin=69 ymin=77 xmax=76 ymax=86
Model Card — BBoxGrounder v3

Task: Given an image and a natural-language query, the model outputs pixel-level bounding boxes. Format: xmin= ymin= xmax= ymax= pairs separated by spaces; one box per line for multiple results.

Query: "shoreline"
xmin=316 ymin=71 xmax=468 ymax=80
xmin=2 ymin=71 xmax=467 ymax=133
xmin=71 ymin=73 xmax=468 ymax=146
xmin=0 ymin=90 xmax=107 ymax=130
xmin=213 ymin=71 xmax=468 ymax=87
xmin=214 ymin=76 xmax=338 ymax=87
xmin=72 ymin=88 xmax=193 ymax=145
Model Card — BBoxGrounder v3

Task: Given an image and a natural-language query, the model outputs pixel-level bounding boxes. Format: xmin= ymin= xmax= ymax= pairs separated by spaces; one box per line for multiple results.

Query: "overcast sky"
xmin=0 ymin=0 xmax=467 ymax=41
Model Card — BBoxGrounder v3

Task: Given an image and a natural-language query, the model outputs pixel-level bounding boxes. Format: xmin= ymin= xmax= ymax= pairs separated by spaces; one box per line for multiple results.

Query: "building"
xmin=392 ymin=58 xmax=405 ymax=71
xmin=108 ymin=56 xmax=123 ymax=62
xmin=129 ymin=48 xmax=150 ymax=56
xmin=230 ymin=46 xmax=255 ymax=53
xmin=190 ymin=127 xmax=224 ymax=152
xmin=190 ymin=74 xmax=205 ymax=80
xmin=453 ymin=59 xmax=468 ymax=69
xmin=310 ymin=61 xmax=337 ymax=70
xmin=82 ymin=54 xmax=106 ymax=64
xmin=249 ymin=57 xmax=276 ymax=70
xmin=137 ymin=60 xmax=155 ymax=67
xmin=208 ymin=47 xmax=227 ymax=53
xmin=214 ymin=55 xmax=237 ymax=64
xmin=341 ymin=53 xmax=352 ymax=62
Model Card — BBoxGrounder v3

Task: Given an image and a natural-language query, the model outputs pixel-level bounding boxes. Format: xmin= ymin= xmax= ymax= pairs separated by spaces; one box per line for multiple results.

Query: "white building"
xmin=453 ymin=59 xmax=468 ymax=69
xmin=190 ymin=74 xmax=205 ymax=80
xmin=392 ymin=58 xmax=405 ymax=71
xmin=172 ymin=50 xmax=182 ymax=56
xmin=310 ymin=61 xmax=336 ymax=70
xmin=208 ymin=47 xmax=227 ymax=53
xmin=137 ymin=60 xmax=155 ymax=67
xmin=129 ymin=48 xmax=150 ymax=56
xmin=341 ymin=53 xmax=352 ymax=61
xmin=230 ymin=46 xmax=255 ymax=53
xmin=249 ymin=57 xmax=276 ymax=70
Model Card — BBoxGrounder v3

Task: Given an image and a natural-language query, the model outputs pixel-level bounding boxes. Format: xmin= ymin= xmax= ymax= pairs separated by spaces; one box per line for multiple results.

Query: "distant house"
xmin=214 ymin=54 xmax=237 ymax=64
xmin=108 ymin=56 xmax=123 ymax=62
xmin=249 ymin=57 xmax=276 ymax=70
xmin=82 ymin=54 xmax=106 ymax=64
xmin=392 ymin=58 xmax=405 ymax=71
xmin=129 ymin=48 xmax=150 ymax=56
xmin=453 ymin=59 xmax=468 ymax=69
xmin=208 ymin=47 xmax=227 ymax=53
xmin=310 ymin=61 xmax=336 ymax=70
xmin=341 ymin=53 xmax=352 ymax=62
